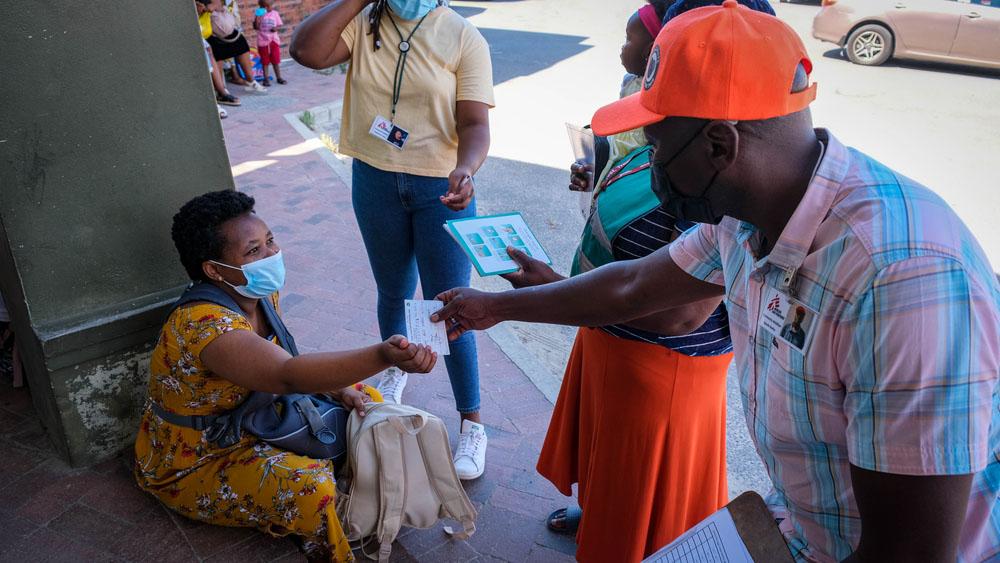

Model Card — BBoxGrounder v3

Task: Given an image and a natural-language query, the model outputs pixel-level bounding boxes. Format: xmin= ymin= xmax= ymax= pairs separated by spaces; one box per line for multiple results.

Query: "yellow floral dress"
xmin=134 ymin=296 xmax=372 ymax=561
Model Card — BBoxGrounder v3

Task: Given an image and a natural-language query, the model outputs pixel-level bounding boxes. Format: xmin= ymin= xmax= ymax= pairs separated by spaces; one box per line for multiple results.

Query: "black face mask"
xmin=651 ymin=127 xmax=725 ymax=225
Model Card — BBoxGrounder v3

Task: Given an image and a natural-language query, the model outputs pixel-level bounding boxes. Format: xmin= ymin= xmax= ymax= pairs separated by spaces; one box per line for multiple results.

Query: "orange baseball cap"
xmin=591 ymin=0 xmax=817 ymax=136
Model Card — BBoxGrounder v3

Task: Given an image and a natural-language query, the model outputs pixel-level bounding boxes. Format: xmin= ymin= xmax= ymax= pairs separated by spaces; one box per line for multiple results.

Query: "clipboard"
xmin=642 ymin=491 xmax=792 ymax=562
xmin=729 ymin=492 xmax=794 ymax=563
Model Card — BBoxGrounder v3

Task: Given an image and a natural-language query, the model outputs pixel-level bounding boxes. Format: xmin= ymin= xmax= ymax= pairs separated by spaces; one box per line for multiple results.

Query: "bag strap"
xmin=148 ymin=400 xmax=221 ymax=431
xmin=151 ymin=283 xmax=292 ymax=438
xmin=149 ymin=390 xmax=276 ymax=447
xmin=173 ymin=282 xmax=298 ymax=356
xmin=373 ymin=421 xmax=408 ymax=562
xmin=294 ymin=396 xmax=337 ymax=444
xmin=415 ymin=421 xmax=477 ymax=540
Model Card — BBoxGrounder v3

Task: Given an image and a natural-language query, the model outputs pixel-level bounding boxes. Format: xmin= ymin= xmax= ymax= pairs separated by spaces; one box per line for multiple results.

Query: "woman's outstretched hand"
xmin=380 ymin=335 xmax=437 ymax=373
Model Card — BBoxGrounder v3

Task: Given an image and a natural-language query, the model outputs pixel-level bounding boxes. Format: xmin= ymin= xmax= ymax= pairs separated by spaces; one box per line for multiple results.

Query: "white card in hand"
xmin=404 ymin=300 xmax=450 ymax=356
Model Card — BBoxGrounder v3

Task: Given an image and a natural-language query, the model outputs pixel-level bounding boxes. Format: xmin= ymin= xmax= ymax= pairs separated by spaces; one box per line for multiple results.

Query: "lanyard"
xmin=386 ymin=11 xmax=429 ymax=122
xmin=594 ymin=147 xmax=653 ymax=198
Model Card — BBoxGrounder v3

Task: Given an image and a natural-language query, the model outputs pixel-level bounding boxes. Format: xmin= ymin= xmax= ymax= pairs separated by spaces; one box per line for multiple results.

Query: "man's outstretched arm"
xmin=433 ymin=244 xmax=724 ymax=338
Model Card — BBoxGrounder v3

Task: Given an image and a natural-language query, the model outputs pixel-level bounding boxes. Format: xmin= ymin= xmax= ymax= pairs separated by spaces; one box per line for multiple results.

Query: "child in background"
xmin=254 ymin=0 xmax=286 ymax=86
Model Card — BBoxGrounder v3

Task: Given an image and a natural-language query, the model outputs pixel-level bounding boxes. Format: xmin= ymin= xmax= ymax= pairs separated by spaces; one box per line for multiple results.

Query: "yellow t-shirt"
xmin=339 ymin=6 xmax=495 ymax=177
xmin=199 ymin=11 xmax=213 ymax=40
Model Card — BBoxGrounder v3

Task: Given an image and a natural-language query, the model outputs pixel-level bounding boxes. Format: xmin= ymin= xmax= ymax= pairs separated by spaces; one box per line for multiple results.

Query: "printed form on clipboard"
xmin=644 ymin=507 xmax=753 ymax=563
xmin=643 ymin=492 xmax=793 ymax=563
xmin=443 ymin=213 xmax=552 ymax=277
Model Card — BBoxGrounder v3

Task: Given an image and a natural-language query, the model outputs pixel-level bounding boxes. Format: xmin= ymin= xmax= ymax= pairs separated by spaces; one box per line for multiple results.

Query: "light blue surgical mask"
xmin=210 ymin=251 xmax=286 ymax=299
xmin=387 ymin=0 xmax=438 ymax=21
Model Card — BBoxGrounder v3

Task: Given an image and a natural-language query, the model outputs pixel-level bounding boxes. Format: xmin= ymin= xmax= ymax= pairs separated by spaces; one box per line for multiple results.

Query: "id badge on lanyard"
xmin=759 ymin=268 xmax=817 ymax=354
xmin=367 ymin=10 xmax=428 ymax=151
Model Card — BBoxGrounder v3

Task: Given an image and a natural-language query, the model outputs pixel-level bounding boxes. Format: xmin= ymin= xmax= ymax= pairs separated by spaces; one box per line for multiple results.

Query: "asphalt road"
xmin=451 ymin=0 xmax=1000 ymax=498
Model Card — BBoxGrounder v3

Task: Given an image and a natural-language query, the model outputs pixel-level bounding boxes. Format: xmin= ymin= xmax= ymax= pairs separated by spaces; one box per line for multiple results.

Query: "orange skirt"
xmin=537 ymin=327 xmax=733 ymax=562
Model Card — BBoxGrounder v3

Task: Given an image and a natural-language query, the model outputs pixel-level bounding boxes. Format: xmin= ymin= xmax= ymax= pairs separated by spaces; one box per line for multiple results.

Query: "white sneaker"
xmin=454 ymin=419 xmax=487 ymax=480
xmin=375 ymin=368 xmax=408 ymax=404
xmin=217 ymin=105 xmax=228 ymax=119
xmin=244 ymin=80 xmax=268 ymax=93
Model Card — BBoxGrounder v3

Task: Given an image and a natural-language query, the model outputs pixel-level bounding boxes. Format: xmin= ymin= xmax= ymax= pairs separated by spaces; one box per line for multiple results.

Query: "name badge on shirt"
xmin=760 ymin=286 xmax=817 ymax=354
xmin=369 ymin=115 xmax=409 ymax=150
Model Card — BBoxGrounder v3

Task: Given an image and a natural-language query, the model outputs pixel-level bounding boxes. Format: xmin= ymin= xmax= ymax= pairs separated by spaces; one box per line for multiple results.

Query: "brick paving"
xmin=0 ymin=63 xmax=575 ymax=562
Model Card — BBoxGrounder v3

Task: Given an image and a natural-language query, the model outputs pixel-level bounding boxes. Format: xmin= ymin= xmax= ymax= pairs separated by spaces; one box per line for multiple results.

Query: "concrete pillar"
xmin=1 ymin=1 xmax=235 ymax=465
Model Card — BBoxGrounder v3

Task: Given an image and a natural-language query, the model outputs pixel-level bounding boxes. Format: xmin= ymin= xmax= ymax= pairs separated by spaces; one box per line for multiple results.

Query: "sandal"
xmin=277 ymin=78 xmax=287 ymax=85
xmin=546 ymin=506 xmax=582 ymax=535
xmin=216 ymin=92 xmax=241 ymax=107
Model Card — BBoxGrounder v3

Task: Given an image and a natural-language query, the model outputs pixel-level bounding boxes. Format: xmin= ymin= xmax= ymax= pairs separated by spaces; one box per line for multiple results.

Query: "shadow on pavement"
xmin=479 ymin=28 xmax=592 ymax=85
xmin=451 ymin=5 xmax=486 ymax=18
xmin=822 ymin=47 xmax=1000 ymax=79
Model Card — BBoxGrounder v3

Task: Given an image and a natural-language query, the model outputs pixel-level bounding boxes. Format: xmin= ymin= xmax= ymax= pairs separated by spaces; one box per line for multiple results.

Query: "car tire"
xmin=845 ymin=24 xmax=893 ymax=66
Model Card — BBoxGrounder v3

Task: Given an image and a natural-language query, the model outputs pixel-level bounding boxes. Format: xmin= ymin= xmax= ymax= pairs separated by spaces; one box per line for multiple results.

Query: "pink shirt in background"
xmin=257 ymin=10 xmax=282 ymax=46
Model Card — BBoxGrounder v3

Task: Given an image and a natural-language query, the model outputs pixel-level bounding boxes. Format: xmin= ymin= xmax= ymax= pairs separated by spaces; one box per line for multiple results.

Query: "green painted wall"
xmin=0 ymin=0 xmax=235 ymax=465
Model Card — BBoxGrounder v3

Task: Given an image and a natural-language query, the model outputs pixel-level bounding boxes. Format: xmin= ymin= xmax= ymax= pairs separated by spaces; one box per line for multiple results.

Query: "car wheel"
xmin=845 ymin=24 xmax=893 ymax=66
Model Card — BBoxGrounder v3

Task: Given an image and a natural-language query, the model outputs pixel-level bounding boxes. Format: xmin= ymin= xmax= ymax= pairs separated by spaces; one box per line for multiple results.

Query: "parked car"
xmin=812 ymin=0 xmax=1000 ymax=69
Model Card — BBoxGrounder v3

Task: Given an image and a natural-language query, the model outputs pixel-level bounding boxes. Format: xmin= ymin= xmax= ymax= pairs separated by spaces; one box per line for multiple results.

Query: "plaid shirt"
xmin=670 ymin=130 xmax=1000 ymax=562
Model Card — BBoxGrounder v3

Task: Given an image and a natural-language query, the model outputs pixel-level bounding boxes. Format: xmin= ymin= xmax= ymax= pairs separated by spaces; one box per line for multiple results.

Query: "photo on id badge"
xmin=388 ymin=126 xmax=408 ymax=149
xmin=776 ymin=303 xmax=815 ymax=351
xmin=761 ymin=286 xmax=816 ymax=353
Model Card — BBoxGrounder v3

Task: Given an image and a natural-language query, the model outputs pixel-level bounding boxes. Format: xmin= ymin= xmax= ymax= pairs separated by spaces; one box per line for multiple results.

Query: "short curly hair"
xmin=171 ymin=190 xmax=256 ymax=282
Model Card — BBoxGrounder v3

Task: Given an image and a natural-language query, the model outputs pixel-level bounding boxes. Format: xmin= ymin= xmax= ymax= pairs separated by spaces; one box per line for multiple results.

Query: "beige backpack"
xmin=336 ymin=402 xmax=477 ymax=561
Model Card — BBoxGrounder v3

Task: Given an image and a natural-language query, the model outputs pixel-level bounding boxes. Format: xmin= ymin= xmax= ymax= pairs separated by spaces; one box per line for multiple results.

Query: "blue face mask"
xmin=387 ymin=0 xmax=438 ymax=20
xmin=211 ymin=251 xmax=286 ymax=299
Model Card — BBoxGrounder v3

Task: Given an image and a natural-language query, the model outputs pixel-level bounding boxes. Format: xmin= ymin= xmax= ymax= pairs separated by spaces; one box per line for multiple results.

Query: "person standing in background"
xmin=290 ymin=0 xmax=495 ymax=480
xmin=254 ymin=0 xmax=287 ymax=86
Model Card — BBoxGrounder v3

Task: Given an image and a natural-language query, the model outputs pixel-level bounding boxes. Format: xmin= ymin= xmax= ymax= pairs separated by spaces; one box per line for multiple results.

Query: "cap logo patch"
xmin=643 ymin=45 xmax=660 ymax=90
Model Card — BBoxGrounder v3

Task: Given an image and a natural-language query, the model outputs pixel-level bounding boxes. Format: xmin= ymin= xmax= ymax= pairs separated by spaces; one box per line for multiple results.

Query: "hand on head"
xmin=381 ymin=335 xmax=437 ymax=373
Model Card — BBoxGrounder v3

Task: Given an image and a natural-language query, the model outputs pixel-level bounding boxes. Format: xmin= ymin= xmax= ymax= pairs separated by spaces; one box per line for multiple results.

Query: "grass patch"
xmin=299 ymin=110 xmax=316 ymax=131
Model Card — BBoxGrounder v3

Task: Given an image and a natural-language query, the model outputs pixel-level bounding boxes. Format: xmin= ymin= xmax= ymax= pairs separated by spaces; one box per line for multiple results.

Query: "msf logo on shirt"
xmin=767 ymin=294 xmax=782 ymax=313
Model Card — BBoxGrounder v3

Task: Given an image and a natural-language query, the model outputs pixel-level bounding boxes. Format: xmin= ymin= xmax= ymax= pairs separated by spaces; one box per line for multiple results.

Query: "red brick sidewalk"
xmin=0 ymin=63 xmax=575 ymax=562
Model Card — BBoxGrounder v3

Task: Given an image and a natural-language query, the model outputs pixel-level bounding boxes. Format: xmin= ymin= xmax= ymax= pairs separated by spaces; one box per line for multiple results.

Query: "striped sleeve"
xmin=668 ymin=223 xmax=725 ymax=287
xmin=841 ymin=256 xmax=1000 ymax=475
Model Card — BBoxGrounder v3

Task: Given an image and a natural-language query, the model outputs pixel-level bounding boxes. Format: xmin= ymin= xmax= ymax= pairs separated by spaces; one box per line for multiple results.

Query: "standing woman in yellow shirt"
xmin=291 ymin=0 xmax=494 ymax=480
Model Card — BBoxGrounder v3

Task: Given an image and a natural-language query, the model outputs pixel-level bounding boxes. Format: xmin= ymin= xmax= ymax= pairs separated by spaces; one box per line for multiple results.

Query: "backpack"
xmin=336 ymin=402 xmax=477 ymax=561
xmin=210 ymin=10 xmax=241 ymax=41
xmin=148 ymin=283 xmax=351 ymax=464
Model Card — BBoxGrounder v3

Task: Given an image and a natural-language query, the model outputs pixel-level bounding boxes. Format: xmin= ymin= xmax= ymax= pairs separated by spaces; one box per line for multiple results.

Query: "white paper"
xmin=643 ymin=507 xmax=753 ymax=563
xmin=445 ymin=213 xmax=552 ymax=277
xmin=566 ymin=123 xmax=597 ymax=218
xmin=369 ymin=115 xmax=392 ymax=141
xmin=403 ymin=300 xmax=450 ymax=356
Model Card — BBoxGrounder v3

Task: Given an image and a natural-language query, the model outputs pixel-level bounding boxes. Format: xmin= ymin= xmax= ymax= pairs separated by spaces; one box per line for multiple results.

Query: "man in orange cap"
xmin=433 ymin=1 xmax=1000 ymax=561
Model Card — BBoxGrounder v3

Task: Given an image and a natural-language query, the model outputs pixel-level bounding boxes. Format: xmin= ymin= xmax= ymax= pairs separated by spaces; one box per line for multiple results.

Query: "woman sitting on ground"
xmin=134 ymin=190 xmax=437 ymax=561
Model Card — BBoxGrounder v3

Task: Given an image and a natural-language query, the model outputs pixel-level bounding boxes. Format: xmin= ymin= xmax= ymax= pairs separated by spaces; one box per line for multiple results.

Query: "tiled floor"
xmin=0 ymin=63 xmax=575 ymax=562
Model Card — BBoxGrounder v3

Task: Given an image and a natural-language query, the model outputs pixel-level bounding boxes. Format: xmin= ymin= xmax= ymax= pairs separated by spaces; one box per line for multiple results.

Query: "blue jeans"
xmin=351 ymin=159 xmax=480 ymax=413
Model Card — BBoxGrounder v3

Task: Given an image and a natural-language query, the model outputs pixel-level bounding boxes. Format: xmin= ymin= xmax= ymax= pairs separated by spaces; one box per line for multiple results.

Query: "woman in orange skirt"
xmin=501 ymin=21 xmax=735 ymax=551
xmin=502 ymin=139 xmax=733 ymax=561
xmin=538 ymin=327 xmax=732 ymax=561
